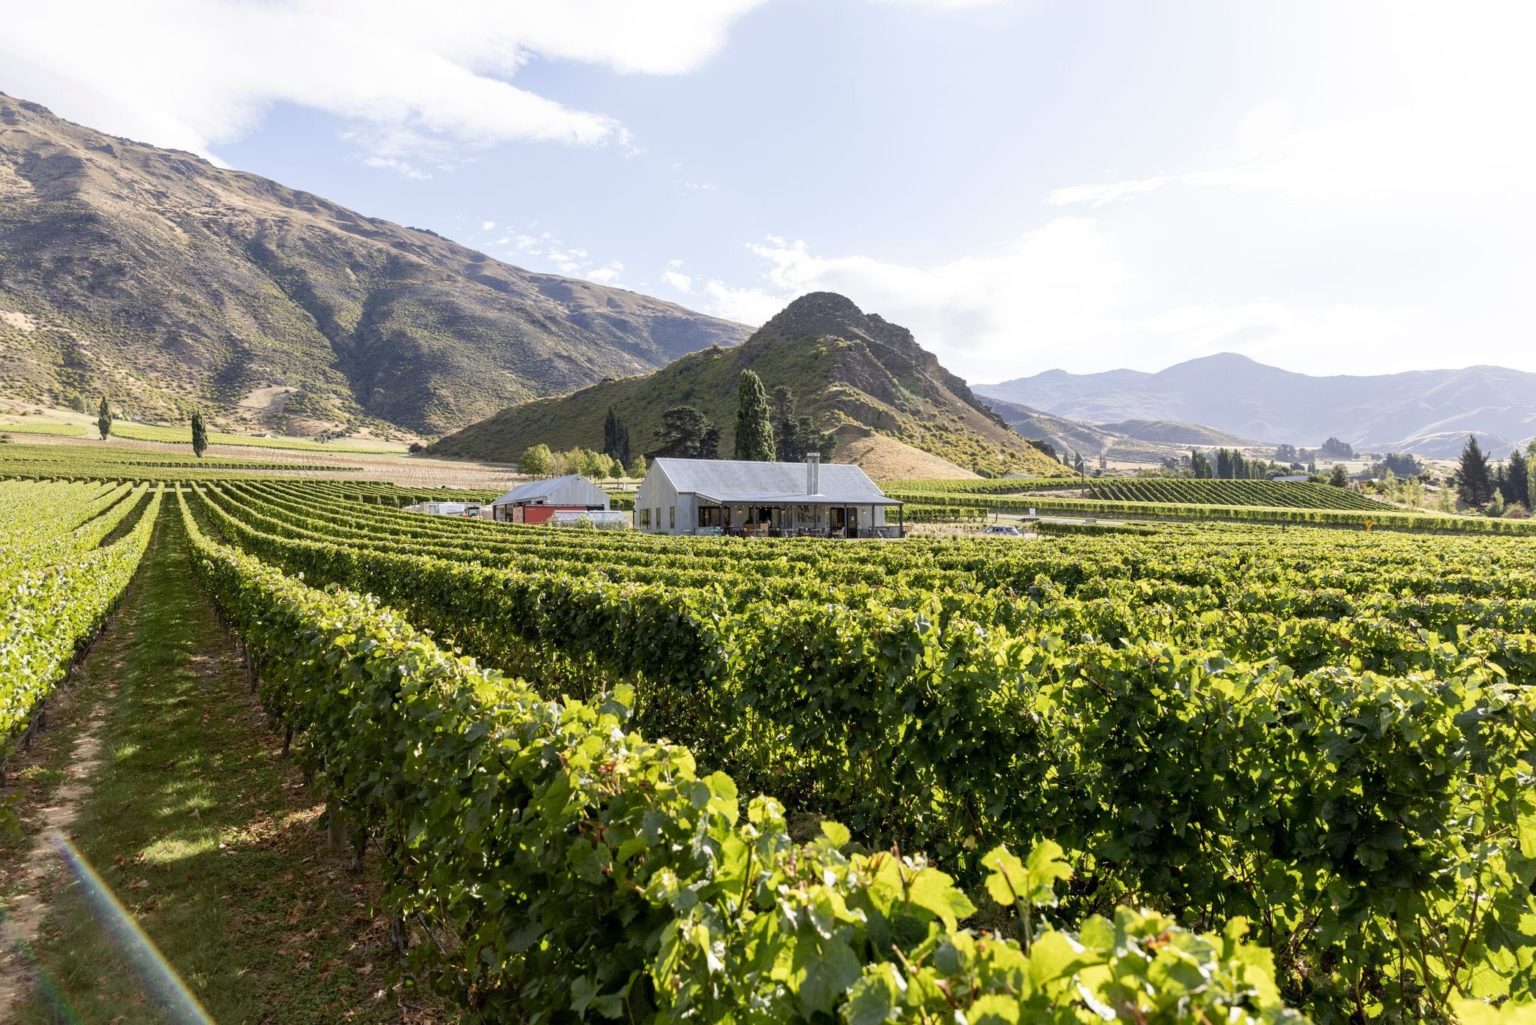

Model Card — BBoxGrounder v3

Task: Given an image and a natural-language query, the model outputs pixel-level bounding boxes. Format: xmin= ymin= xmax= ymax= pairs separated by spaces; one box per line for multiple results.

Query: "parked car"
xmin=982 ymin=524 xmax=1024 ymax=537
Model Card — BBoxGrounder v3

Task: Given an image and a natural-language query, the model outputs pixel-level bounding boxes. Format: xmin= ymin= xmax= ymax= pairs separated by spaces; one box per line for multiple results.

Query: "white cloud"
xmin=693 ymin=220 xmax=1131 ymax=375
xmin=1049 ymin=101 xmax=1527 ymax=210
xmin=0 ymin=0 xmax=767 ymax=170
xmin=1126 ymin=302 xmax=1420 ymax=374
xmin=661 ymin=260 xmax=694 ymax=293
xmin=362 ymin=155 xmax=433 ymax=181
xmin=586 ymin=261 xmax=625 ymax=284
xmin=1050 ymin=7 xmax=1536 ymax=213
xmin=700 ymin=280 xmax=789 ymax=326
xmin=870 ymin=0 xmax=1013 ymax=8
xmin=488 ymin=226 xmax=626 ymax=286
xmin=1047 ymin=177 xmax=1173 ymax=208
xmin=480 ymin=220 xmax=496 ymax=231
xmin=690 ymin=225 xmax=1433 ymax=379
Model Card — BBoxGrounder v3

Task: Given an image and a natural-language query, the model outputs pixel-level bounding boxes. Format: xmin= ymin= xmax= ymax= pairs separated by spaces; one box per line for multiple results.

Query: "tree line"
xmin=95 ymin=397 xmax=208 ymax=457
xmin=1453 ymin=434 xmax=1534 ymax=515
xmin=520 ymin=371 xmax=834 ymax=477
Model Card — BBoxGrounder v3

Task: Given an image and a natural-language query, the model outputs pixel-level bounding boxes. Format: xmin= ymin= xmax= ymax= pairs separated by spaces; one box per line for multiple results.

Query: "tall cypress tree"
xmin=1453 ymin=435 xmax=1494 ymax=507
xmin=733 ymin=370 xmax=775 ymax=461
xmin=1505 ymin=448 xmax=1530 ymax=508
xmin=771 ymin=385 xmax=798 ymax=460
xmin=191 ymin=411 xmax=209 ymax=458
xmin=96 ymin=396 xmax=113 ymax=441
xmin=602 ymin=408 xmax=620 ymax=459
xmin=1528 ymin=440 xmax=1536 ymax=512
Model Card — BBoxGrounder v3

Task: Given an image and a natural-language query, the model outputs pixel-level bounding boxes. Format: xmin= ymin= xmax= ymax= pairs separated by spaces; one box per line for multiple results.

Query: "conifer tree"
xmin=96 ymin=396 xmax=112 ymax=441
xmin=653 ymin=407 xmax=714 ymax=458
xmin=1505 ymin=447 xmax=1530 ymax=508
xmin=601 ymin=408 xmax=631 ymax=465
xmin=771 ymin=386 xmax=798 ymax=460
xmin=1453 ymin=435 xmax=1494 ymax=507
xmin=191 ymin=411 xmax=208 ymax=458
xmin=1528 ymin=440 xmax=1536 ymax=512
xmin=733 ymin=370 xmax=775 ymax=461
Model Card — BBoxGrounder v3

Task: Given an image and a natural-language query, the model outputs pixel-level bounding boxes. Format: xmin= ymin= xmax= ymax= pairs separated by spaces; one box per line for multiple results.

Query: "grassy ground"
xmin=0 ymin=435 xmax=525 ymax=492
xmin=0 ymin=410 xmax=408 ymax=454
xmin=5 ymin=506 xmax=443 ymax=1024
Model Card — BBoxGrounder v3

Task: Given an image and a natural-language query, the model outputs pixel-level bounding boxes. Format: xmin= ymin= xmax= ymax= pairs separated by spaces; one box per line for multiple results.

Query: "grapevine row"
xmin=189 ymin=482 xmax=1536 ymax=1021
xmin=177 ymin=489 xmax=1301 ymax=1023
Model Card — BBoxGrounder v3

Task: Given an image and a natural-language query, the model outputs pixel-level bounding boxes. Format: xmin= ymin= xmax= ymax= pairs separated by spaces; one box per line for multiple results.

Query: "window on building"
xmin=669 ymin=506 xmax=676 ymax=529
xmin=640 ymin=508 xmax=650 ymax=527
xmin=699 ymin=505 xmax=723 ymax=527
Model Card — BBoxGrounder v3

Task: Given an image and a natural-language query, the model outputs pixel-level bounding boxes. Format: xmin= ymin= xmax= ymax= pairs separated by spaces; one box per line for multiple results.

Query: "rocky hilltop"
xmin=0 ymin=93 xmax=749 ymax=437
xmin=430 ymin=292 xmax=1068 ymax=479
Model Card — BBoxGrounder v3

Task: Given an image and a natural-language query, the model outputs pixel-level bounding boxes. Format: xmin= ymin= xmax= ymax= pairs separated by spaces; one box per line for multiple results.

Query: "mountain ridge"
xmin=977 ymin=353 xmax=1536 ymax=458
xmin=0 ymin=92 xmax=750 ymax=437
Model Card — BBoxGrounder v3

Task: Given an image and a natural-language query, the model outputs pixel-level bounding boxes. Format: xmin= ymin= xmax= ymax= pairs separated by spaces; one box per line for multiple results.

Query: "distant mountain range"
xmin=0 ymin=93 xmax=747 ymax=437
xmin=977 ymin=354 xmax=1536 ymax=458
xmin=432 ymin=293 xmax=1066 ymax=479
xmin=980 ymin=397 xmax=1250 ymax=463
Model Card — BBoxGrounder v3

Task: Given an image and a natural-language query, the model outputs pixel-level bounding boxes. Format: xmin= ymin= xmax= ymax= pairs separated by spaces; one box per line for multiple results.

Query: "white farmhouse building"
xmin=634 ymin=456 xmax=903 ymax=537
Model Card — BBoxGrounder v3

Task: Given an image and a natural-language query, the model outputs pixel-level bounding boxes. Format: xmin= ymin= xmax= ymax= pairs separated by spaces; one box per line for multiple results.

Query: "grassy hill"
xmin=1096 ymin=419 xmax=1251 ymax=446
xmin=0 ymin=93 xmax=748 ymax=439
xmin=430 ymin=293 xmax=1068 ymax=479
xmin=980 ymin=398 xmax=1122 ymax=457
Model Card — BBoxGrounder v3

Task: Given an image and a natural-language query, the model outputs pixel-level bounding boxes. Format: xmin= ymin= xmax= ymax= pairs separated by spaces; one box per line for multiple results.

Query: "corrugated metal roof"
xmin=651 ymin=458 xmax=897 ymax=503
xmin=693 ymin=490 xmax=902 ymax=506
xmin=493 ymin=475 xmax=607 ymax=505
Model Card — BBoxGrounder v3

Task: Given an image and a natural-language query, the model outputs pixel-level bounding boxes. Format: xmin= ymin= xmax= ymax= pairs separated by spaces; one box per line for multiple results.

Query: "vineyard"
xmin=888 ymin=477 xmax=1386 ymax=511
xmin=0 ymin=417 xmax=407 ymax=454
xmin=1076 ymin=478 xmax=1385 ymax=509
xmin=2 ymin=470 xmax=1534 ymax=1023
xmin=0 ymin=480 xmax=160 ymax=758
xmin=886 ymin=477 xmax=1531 ymax=535
xmin=0 ymin=440 xmax=366 ymax=480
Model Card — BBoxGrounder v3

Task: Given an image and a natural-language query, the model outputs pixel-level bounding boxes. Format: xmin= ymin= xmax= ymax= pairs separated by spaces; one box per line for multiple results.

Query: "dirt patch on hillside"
xmin=238 ymin=385 xmax=295 ymax=415
xmin=0 ymin=311 xmax=38 ymax=333
xmin=836 ymin=427 xmax=979 ymax=481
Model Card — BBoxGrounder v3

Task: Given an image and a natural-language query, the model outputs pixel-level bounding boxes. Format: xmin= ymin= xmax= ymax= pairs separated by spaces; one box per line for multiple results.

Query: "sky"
xmin=3 ymin=0 xmax=1534 ymax=383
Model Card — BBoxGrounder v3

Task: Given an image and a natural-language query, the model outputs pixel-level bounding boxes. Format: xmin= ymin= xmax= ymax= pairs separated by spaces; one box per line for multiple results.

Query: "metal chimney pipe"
xmin=806 ymin=453 xmax=820 ymax=494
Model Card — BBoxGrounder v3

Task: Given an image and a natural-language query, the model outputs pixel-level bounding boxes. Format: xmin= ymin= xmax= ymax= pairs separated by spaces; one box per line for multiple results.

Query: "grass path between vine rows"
xmin=0 ymin=504 xmax=446 ymax=1024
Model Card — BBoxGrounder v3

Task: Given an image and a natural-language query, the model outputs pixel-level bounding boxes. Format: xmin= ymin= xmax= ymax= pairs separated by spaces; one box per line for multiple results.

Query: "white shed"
xmin=402 ymin=501 xmax=483 ymax=517
xmin=491 ymin=475 xmax=612 ymax=523
xmin=634 ymin=456 xmax=903 ymax=537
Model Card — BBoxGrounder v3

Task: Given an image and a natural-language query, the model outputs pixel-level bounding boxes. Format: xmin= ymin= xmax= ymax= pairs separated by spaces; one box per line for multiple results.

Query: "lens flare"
xmin=45 ymin=832 xmax=215 ymax=1024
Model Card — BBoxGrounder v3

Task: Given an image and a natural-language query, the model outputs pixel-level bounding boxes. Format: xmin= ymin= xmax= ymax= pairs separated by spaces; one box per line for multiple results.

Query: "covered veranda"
xmin=691 ymin=491 xmax=904 ymax=538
